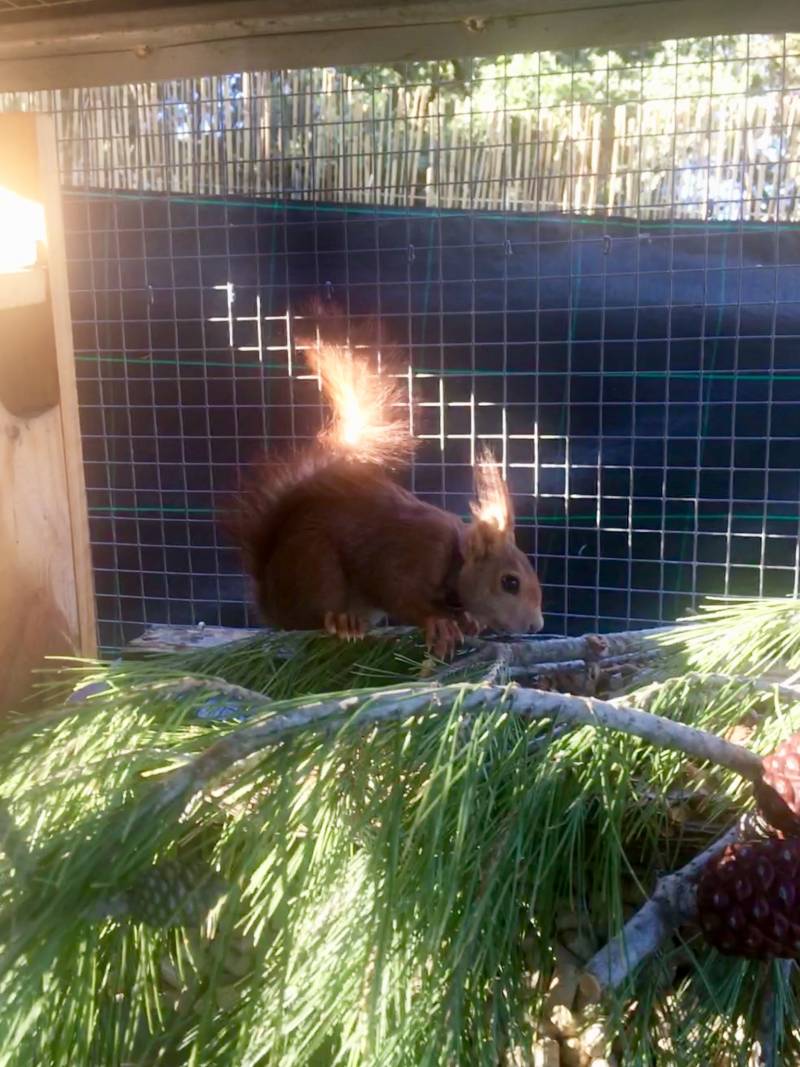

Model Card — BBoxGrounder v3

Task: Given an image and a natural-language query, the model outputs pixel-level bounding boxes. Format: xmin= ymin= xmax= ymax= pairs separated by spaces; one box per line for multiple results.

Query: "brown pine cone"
xmin=696 ymin=837 xmax=800 ymax=958
xmin=754 ymin=732 xmax=800 ymax=835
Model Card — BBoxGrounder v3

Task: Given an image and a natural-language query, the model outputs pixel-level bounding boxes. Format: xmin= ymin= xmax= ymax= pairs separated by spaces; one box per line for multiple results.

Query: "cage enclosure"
xmin=5 ymin=33 xmax=800 ymax=650
xmin=3 ymin=3 xmax=800 ymax=1066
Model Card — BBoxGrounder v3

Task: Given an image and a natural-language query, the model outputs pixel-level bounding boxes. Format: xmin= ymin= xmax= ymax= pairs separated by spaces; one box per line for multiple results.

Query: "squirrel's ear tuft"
xmin=464 ymin=517 xmax=507 ymax=561
xmin=469 ymin=448 xmax=515 ymax=546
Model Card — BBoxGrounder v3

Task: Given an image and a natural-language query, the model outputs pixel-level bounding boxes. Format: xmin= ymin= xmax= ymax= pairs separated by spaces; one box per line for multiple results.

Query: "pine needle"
xmin=1 ymin=601 xmax=800 ymax=1065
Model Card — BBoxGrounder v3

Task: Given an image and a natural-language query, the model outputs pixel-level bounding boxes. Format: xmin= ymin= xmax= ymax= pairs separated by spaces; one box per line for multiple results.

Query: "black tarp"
xmin=64 ymin=192 xmax=800 ymax=647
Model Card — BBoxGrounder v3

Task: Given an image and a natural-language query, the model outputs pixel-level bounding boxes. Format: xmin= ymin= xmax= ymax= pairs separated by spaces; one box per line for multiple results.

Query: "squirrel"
xmin=228 ymin=344 xmax=543 ymax=659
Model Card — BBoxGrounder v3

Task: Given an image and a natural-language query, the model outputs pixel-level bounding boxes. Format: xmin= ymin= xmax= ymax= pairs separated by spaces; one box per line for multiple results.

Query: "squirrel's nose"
xmin=528 ymin=613 xmax=544 ymax=634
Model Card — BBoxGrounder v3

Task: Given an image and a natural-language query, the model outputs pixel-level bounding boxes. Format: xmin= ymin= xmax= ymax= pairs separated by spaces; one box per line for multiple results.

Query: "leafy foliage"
xmin=1 ymin=606 xmax=800 ymax=1065
xmin=342 ymin=36 xmax=792 ymax=110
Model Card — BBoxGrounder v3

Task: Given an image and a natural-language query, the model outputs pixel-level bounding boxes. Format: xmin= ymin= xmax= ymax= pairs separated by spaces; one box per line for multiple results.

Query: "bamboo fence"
xmin=2 ymin=68 xmax=799 ymax=220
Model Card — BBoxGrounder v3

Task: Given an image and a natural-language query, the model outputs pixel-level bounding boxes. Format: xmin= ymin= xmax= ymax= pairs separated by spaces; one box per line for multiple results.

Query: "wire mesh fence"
xmin=2 ymin=35 xmax=800 ymax=649
xmin=4 ymin=38 xmax=800 ymax=219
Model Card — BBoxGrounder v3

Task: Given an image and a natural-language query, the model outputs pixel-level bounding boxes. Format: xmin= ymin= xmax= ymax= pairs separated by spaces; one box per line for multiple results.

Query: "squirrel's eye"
xmin=501 ymin=574 xmax=520 ymax=595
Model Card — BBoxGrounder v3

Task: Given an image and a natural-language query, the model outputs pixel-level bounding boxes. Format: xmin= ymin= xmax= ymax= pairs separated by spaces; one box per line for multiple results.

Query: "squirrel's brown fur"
xmin=228 ymin=344 xmax=543 ymax=657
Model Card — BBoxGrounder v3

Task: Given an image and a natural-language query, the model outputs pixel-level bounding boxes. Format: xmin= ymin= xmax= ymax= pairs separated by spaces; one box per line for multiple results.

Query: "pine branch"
xmin=433 ymin=627 xmax=668 ymax=685
xmin=137 ymin=675 xmax=271 ymax=704
xmin=579 ymin=820 xmax=746 ymax=999
xmin=491 ymin=626 xmax=673 ymax=667
xmin=508 ymin=650 xmax=662 ymax=695
xmin=508 ymin=687 xmax=763 ymax=779
xmin=757 ymin=959 xmax=793 ymax=1067
xmin=696 ymin=673 xmax=800 ymax=706
xmin=509 ymin=651 xmax=659 ymax=677
xmin=0 ymin=800 xmax=31 ymax=876
xmin=148 ymin=682 xmax=764 ymax=813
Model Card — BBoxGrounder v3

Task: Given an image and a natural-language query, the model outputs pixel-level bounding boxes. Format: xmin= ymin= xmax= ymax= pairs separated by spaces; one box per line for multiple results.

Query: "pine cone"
xmin=696 ymin=837 xmax=800 ymax=958
xmin=754 ymin=733 xmax=800 ymax=835
xmin=125 ymin=859 xmax=227 ymax=927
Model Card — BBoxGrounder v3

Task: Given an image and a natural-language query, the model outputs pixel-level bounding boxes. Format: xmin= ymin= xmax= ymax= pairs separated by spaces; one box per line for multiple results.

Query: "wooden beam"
xmin=0 ymin=114 xmax=96 ymax=713
xmin=0 ymin=0 xmax=799 ymax=92
xmin=36 ymin=115 xmax=97 ymax=661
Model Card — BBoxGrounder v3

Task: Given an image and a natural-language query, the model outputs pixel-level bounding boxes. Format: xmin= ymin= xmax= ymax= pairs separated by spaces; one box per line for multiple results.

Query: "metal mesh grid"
xmin=3 ymin=36 xmax=800 ymax=648
xmin=6 ymin=40 xmax=800 ymax=219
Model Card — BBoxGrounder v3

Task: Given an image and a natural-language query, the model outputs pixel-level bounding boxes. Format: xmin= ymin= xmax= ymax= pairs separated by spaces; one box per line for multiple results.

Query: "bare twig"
xmin=489 ymin=627 xmax=674 ymax=668
xmin=480 ymin=645 xmax=513 ymax=686
xmin=580 ymin=820 xmax=744 ymax=999
xmin=508 ymin=649 xmax=663 ymax=697
xmin=148 ymin=682 xmax=764 ymax=813
xmin=437 ymin=636 xmax=665 ymax=690
xmin=510 ymin=650 xmax=662 ymax=680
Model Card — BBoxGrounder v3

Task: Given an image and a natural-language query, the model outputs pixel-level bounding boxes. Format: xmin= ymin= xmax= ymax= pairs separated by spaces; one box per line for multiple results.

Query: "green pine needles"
xmin=0 ymin=601 xmax=799 ymax=1066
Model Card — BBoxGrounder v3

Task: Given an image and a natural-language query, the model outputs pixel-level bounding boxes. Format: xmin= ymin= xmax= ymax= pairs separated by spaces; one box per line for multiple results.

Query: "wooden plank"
xmin=0 ymin=113 xmax=96 ymax=713
xmin=0 ymin=404 xmax=82 ymax=709
xmin=0 ymin=0 xmax=681 ymax=49
xmin=0 ymin=267 xmax=47 ymax=312
xmin=0 ymin=0 xmax=799 ymax=92
xmin=35 ymin=114 xmax=97 ymax=661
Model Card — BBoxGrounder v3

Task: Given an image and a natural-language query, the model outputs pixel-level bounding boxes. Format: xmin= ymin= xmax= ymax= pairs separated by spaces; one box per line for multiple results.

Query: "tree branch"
xmin=149 ymin=682 xmax=764 ymax=813
xmin=509 ymin=651 xmax=659 ymax=678
xmin=693 ymin=673 xmax=800 ymax=707
xmin=507 ymin=649 xmax=663 ymax=696
xmin=508 ymin=688 xmax=763 ymax=779
xmin=434 ymin=630 xmax=667 ymax=687
xmin=142 ymin=674 xmax=268 ymax=701
xmin=579 ymin=820 xmax=745 ymax=999
xmin=489 ymin=627 xmax=673 ymax=667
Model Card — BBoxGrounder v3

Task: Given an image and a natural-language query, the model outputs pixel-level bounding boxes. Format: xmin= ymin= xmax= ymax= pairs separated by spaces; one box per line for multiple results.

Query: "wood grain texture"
xmin=0 ymin=405 xmax=80 ymax=709
xmin=36 ymin=114 xmax=96 ymax=661
xmin=0 ymin=268 xmax=60 ymax=418
xmin=0 ymin=114 xmax=96 ymax=713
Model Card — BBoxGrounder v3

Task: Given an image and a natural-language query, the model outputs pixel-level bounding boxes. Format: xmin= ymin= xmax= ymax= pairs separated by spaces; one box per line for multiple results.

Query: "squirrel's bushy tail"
xmin=307 ymin=344 xmax=415 ymax=467
xmin=225 ymin=345 xmax=414 ymax=579
xmin=223 ymin=448 xmax=330 ymax=584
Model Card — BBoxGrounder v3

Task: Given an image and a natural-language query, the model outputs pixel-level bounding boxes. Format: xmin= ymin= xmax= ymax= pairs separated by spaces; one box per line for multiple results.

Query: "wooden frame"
xmin=1 ymin=0 xmax=799 ymax=93
xmin=0 ymin=113 xmax=96 ymax=712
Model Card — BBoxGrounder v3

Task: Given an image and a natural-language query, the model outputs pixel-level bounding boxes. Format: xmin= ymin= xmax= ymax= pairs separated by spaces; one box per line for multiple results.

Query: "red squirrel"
xmin=230 ymin=346 xmax=543 ymax=658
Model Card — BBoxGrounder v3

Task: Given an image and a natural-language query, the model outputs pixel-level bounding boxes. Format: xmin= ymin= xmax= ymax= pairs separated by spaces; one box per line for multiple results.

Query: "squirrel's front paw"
xmin=423 ymin=616 xmax=464 ymax=661
xmin=456 ymin=612 xmax=482 ymax=638
xmin=323 ymin=612 xmax=367 ymax=642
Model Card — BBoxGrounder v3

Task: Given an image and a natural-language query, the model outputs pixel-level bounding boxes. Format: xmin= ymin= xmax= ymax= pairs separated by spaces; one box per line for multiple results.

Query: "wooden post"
xmin=0 ymin=112 xmax=96 ymax=713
